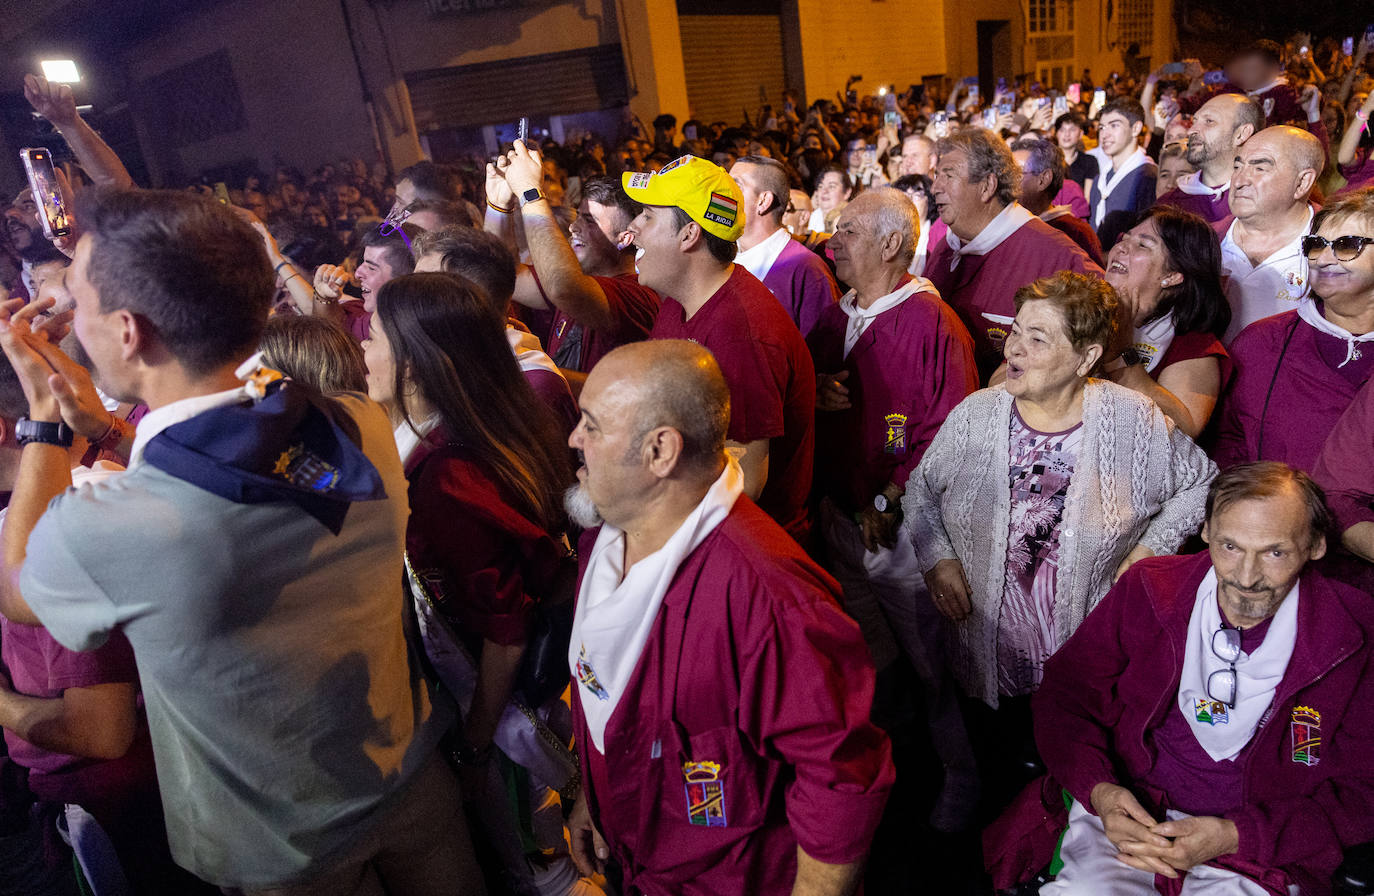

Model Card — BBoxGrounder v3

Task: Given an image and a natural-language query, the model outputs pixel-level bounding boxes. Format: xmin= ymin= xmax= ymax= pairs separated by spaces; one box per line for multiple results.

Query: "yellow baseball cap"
xmin=622 ymin=155 xmax=744 ymax=242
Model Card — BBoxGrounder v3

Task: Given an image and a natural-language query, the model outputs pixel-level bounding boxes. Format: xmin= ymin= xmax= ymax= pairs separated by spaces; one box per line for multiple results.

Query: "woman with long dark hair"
xmin=1100 ymin=205 xmax=1234 ymax=438
xmin=365 ymin=272 xmax=596 ymax=896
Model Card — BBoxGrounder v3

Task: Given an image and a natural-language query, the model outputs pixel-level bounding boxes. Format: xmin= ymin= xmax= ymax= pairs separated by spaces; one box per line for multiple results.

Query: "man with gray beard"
xmin=1155 ymin=94 xmax=1263 ymax=224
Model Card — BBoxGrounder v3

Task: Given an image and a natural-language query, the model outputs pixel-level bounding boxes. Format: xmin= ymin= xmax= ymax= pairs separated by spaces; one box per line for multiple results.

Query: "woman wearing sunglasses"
xmin=1214 ymin=187 xmax=1374 ymax=474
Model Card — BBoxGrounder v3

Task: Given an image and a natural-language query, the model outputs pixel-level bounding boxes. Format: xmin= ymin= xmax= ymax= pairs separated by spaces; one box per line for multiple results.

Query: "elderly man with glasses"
xmin=989 ymin=462 xmax=1374 ymax=896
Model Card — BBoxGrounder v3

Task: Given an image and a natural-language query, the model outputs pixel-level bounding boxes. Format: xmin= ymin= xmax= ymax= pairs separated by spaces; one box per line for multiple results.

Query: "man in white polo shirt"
xmin=1217 ymin=126 xmax=1324 ymax=343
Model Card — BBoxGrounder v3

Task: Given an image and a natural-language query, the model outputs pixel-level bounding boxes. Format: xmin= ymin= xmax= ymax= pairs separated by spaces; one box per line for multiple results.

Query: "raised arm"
xmin=500 ymin=141 xmax=623 ymax=332
xmin=24 ymin=74 xmax=135 ymax=190
xmin=1338 ymin=91 xmax=1374 ymax=168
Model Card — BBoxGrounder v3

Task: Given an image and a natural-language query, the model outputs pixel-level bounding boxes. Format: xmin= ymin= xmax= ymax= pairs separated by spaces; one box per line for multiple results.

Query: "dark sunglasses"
xmin=1301 ymin=234 xmax=1374 ymax=262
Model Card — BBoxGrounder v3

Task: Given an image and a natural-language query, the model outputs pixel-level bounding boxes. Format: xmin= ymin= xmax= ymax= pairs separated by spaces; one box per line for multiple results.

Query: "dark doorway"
xmin=976 ymin=20 xmax=1014 ymax=101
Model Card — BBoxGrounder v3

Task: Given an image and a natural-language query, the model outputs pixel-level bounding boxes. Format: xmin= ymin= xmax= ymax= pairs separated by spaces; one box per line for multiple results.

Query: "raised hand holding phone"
xmin=20 ymin=148 xmax=72 ymax=240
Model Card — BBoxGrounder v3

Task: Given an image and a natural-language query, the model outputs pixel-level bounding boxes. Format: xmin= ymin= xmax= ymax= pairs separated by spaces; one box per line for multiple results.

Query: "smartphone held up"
xmin=20 ymin=148 xmax=71 ymax=240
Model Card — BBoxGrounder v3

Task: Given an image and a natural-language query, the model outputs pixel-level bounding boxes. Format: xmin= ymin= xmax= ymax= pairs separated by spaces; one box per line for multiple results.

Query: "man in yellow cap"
xmin=623 ymin=155 xmax=817 ymax=546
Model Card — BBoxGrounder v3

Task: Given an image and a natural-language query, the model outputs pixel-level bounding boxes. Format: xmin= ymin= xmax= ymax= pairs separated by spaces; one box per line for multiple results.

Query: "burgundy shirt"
xmin=924 ymin=216 xmax=1104 ymax=379
xmin=340 ymin=300 xmax=370 ymax=342
xmin=404 ymin=429 xmax=564 ymax=648
xmin=807 ymin=284 xmax=979 ymax=513
xmin=652 ymin=266 xmax=817 ymax=544
xmin=572 ymin=499 xmax=894 ymax=895
xmin=543 ymin=273 xmax=661 ymax=374
xmin=1155 ymin=185 xmax=1233 ymax=224
xmin=760 ymin=236 xmax=841 ymax=337
xmin=1214 ymin=309 xmax=1374 ymax=473
xmin=1043 ymin=211 xmax=1105 ymax=266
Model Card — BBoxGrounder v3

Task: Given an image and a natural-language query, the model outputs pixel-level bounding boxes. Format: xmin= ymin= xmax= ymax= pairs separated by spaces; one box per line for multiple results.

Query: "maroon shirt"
xmin=404 ymin=429 xmax=564 ymax=647
xmin=543 ymin=272 xmax=661 ymax=374
xmin=760 ymin=236 xmax=842 ymax=337
xmin=1031 ymin=552 xmax=1374 ymax=896
xmin=341 ymin=300 xmax=370 ymax=342
xmin=1042 ymin=211 xmax=1105 ymax=266
xmin=652 ymin=266 xmax=817 ymax=543
xmin=1313 ymin=378 xmax=1374 ymax=595
xmin=1155 ymin=184 xmax=1233 ymax=224
xmin=1214 ymin=310 xmax=1374 ymax=473
xmin=924 ymin=216 xmax=1104 ymax=379
xmin=807 ymin=284 xmax=979 ymax=513
xmin=572 ymin=499 xmax=894 ymax=895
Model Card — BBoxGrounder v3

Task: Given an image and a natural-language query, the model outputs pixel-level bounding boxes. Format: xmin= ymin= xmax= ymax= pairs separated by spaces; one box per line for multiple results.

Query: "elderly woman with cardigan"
xmin=902 ymin=272 xmax=1217 ymax=712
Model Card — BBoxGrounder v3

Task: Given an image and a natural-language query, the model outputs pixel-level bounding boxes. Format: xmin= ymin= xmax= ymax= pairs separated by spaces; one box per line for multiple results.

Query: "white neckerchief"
xmin=1173 ymin=171 xmax=1229 ymax=199
xmin=1133 ymin=313 xmax=1177 ymax=374
xmin=1178 ymin=567 xmax=1300 ymax=761
xmin=839 ymin=277 xmax=934 ymax=358
xmin=1039 ymin=205 xmax=1074 ymax=223
xmin=736 ymin=226 xmax=792 ymax=283
xmin=944 ymin=202 xmax=1036 ymax=271
xmin=1298 ymin=299 xmax=1374 ymax=368
xmin=392 ymin=413 xmax=441 ymax=468
xmin=1246 ymin=76 xmax=1288 ymax=98
xmin=909 ymin=225 xmax=931 ymax=276
xmin=569 ymin=456 xmax=744 ymax=753
xmin=1093 ymin=147 xmax=1150 ymax=227
xmin=506 ymin=326 xmax=563 ymax=379
xmin=129 ymin=386 xmax=253 ymax=468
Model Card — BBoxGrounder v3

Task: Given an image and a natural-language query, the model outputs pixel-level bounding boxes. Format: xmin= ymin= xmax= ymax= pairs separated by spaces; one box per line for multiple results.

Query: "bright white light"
xmin=878 ymin=86 xmax=888 ymax=96
xmin=40 ymin=60 xmax=79 ymax=83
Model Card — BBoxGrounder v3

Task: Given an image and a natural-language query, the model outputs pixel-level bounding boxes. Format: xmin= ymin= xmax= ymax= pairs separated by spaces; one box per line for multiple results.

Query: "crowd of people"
xmin=0 ymin=21 xmax=1372 ymax=896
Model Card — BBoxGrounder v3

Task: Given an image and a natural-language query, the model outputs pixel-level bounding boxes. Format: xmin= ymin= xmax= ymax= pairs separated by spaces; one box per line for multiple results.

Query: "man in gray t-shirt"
xmin=0 ymin=190 xmax=485 ymax=894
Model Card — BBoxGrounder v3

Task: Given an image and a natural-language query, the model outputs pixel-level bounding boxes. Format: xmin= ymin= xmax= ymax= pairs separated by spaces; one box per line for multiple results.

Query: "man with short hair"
xmin=730 ymin=155 xmax=840 ymax=336
xmin=1182 ymin=41 xmax=1307 ymax=129
xmin=412 ymin=226 xmax=578 ymax=432
xmin=1216 ymin=125 xmax=1323 ymax=342
xmin=1088 ymin=98 xmax=1158 ymax=234
xmin=924 ymin=128 xmax=1104 ymax=378
xmin=897 ymin=133 xmax=937 ymax=177
xmin=310 ymin=223 xmax=418 ymax=343
xmin=1055 ymin=112 xmax=1100 ymax=190
xmin=393 ymin=160 xmax=462 ymax=210
xmin=1011 ymin=463 xmax=1374 ymax=896
xmin=563 ymin=340 xmax=893 ymax=895
xmin=808 ymin=190 xmax=981 ymax=830
xmin=623 ymin=155 xmax=817 ymax=544
xmin=486 ymin=151 xmax=660 ymax=391
xmin=404 ymin=197 xmax=480 ymax=231
xmin=1156 ymin=94 xmax=1263 ymax=223
xmin=0 ymin=189 xmax=483 ymax=895
xmin=1010 ymin=135 xmax=1105 ymax=265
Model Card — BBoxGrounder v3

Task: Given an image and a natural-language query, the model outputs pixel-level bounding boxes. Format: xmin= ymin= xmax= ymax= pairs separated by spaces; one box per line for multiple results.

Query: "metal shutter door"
xmin=678 ymin=15 xmax=785 ymax=125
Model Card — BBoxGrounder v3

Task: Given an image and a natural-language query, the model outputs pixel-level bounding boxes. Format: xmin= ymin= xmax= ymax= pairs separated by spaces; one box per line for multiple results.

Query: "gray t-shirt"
xmin=20 ymin=393 xmax=448 ymax=888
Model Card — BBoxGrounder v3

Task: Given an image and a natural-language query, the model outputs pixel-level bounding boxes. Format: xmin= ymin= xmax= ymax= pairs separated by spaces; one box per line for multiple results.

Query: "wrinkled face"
xmin=1105 ymin=217 xmax=1176 ymax=324
xmin=356 ymin=246 xmax=400 ymax=313
xmin=1097 ymin=111 xmax=1138 ymax=157
xmin=1002 ymin=299 xmax=1095 ymax=401
xmin=1156 ymin=153 xmax=1196 ymax=197
xmin=1229 ymin=133 xmax=1305 ymax=221
xmin=900 ymin=137 xmax=935 ymax=176
xmin=815 ymin=172 xmax=850 ymax=211
xmin=566 ymin=362 xmax=650 ymax=529
xmin=931 ymin=149 xmax=990 ymax=240
xmin=361 ymin=312 xmax=399 ymax=413
xmin=1186 ymin=102 xmax=1236 ymax=168
xmin=624 ymin=204 xmax=686 ymax=297
xmin=783 ymin=190 xmax=812 ymax=234
xmin=1307 ymin=213 xmax=1374 ymax=317
xmin=1204 ymin=492 xmax=1323 ymax=627
xmin=1011 ymin=149 xmax=1048 ymax=204
xmin=828 ymin=202 xmax=885 ymax=286
xmin=569 ymin=198 xmax=629 ymax=272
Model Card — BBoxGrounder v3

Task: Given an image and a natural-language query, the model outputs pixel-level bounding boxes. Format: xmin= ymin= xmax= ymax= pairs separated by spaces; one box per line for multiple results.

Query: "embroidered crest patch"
xmin=986 ymin=326 xmax=1009 ymax=348
xmin=1291 ymin=706 xmax=1321 ymax=766
xmin=883 ymin=413 xmax=908 ymax=454
xmin=574 ymin=644 xmax=609 ymax=701
xmin=683 ymin=760 xmax=727 ymax=827
xmin=1194 ymin=697 xmax=1230 ymax=726
xmin=272 ymin=443 xmax=341 ymax=492
xmin=703 ymin=191 xmax=739 ymax=227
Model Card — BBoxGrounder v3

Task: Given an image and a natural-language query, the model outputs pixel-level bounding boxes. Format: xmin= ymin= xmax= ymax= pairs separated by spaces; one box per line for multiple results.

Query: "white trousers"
xmin=1042 ymin=799 xmax=1296 ymax=896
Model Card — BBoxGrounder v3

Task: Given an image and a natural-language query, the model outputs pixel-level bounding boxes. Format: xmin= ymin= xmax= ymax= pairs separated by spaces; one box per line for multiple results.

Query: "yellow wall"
xmin=791 ymin=0 xmax=949 ymax=104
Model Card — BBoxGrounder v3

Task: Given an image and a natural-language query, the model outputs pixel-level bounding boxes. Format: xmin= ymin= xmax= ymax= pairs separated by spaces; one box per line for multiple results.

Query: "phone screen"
xmin=1160 ymin=62 xmax=1186 ymax=75
xmin=884 ymin=110 xmax=901 ymax=128
xmin=518 ymin=117 xmax=529 ymax=145
xmin=1344 ymin=37 xmax=1355 ymax=56
xmin=1090 ymin=90 xmax=1107 ymax=117
xmin=1053 ymin=96 xmax=1069 ymax=116
xmin=933 ymin=112 xmax=949 ymax=139
xmin=20 ymin=148 xmax=71 ymax=240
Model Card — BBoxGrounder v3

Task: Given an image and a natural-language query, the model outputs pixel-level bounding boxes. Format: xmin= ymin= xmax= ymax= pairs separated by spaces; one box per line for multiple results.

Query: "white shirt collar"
xmin=1221 ymin=206 xmax=1314 ymax=269
xmin=1246 ymin=76 xmax=1287 ymax=97
xmin=128 ymin=386 xmax=253 ymax=468
xmin=943 ymin=202 xmax=1036 ymax=270
xmin=1173 ymin=171 xmax=1229 ymax=198
xmin=735 ymin=227 xmax=793 ymax=282
xmin=393 ymin=413 xmax=442 ymax=467
xmin=838 ymin=276 xmax=934 ymax=357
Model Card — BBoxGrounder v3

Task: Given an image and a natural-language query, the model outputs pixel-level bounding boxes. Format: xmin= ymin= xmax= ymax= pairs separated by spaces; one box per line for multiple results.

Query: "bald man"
xmin=565 ymin=340 xmax=893 ymax=896
xmin=1217 ymin=126 xmax=1324 ymax=343
xmin=1155 ymin=93 xmax=1263 ymax=224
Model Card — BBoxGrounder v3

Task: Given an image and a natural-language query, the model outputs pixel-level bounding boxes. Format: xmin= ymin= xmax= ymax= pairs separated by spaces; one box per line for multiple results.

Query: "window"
xmin=1028 ymin=0 xmax=1073 ymax=35
xmin=1116 ymin=0 xmax=1152 ymax=49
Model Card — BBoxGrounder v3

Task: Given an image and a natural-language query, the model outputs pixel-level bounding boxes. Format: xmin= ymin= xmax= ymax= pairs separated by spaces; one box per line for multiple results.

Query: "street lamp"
xmin=39 ymin=60 xmax=80 ymax=83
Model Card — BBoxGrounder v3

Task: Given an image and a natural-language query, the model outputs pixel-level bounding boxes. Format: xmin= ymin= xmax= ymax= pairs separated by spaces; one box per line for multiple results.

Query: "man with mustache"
xmin=991 ymin=462 xmax=1374 ymax=895
xmin=1155 ymin=94 xmax=1263 ymax=224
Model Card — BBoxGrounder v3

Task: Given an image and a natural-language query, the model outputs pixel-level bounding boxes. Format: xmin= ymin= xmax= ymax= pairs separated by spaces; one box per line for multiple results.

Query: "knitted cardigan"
xmin=901 ymin=380 xmax=1217 ymax=707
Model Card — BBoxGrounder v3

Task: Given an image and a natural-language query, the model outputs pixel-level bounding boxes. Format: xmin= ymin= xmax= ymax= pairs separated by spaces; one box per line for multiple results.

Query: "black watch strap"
xmin=16 ymin=418 xmax=74 ymax=448
xmin=519 ymin=187 xmax=544 ymax=207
